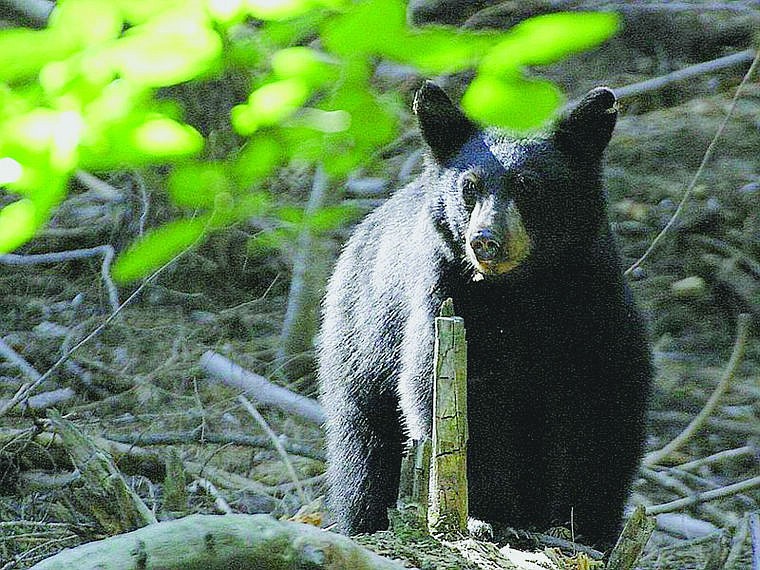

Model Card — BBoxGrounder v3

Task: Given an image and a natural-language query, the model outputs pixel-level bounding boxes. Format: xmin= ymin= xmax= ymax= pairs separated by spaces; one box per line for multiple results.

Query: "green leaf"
xmin=232 ymin=78 xmax=311 ymax=135
xmin=0 ymin=199 xmax=38 ymax=254
xmin=168 ymin=162 xmax=232 ymax=208
xmin=113 ymin=216 xmax=209 ymax=282
xmin=271 ymin=47 xmax=338 ymax=87
xmin=234 ymin=136 xmax=282 ymax=183
xmin=0 ymin=109 xmax=84 ymax=173
xmin=322 ymin=0 xmax=404 ymax=56
xmin=462 ymin=75 xmax=563 ymax=131
xmin=112 ymin=11 xmax=222 ymax=87
xmin=246 ymin=0 xmax=313 ymax=21
xmin=248 ymin=227 xmax=294 ymax=254
xmin=50 ymin=0 xmax=123 ymax=48
xmin=479 ymin=12 xmax=620 ymax=74
xmin=0 ymin=29 xmax=77 ymax=84
xmin=306 ymin=204 xmax=359 ymax=232
xmin=131 ymin=118 xmax=204 ymax=157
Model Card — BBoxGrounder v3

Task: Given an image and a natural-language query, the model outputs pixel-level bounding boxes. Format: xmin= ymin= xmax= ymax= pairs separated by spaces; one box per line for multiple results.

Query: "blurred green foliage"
xmin=0 ymin=0 xmax=618 ymax=280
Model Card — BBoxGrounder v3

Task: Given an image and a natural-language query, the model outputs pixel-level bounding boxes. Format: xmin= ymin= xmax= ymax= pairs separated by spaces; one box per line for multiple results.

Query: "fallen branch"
xmin=47 ymin=410 xmax=157 ymax=533
xmin=73 ymin=171 xmax=122 ymax=202
xmin=644 ymin=313 xmax=751 ymax=466
xmin=615 ymin=49 xmax=757 ymax=100
xmin=646 ymin=476 xmax=760 ymax=516
xmin=104 ymin=429 xmax=325 ymax=461
xmin=200 ymin=351 xmax=325 ymax=424
xmin=0 ymin=338 xmax=43 ymax=382
xmin=238 ymin=394 xmax=307 ymax=504
xmin=751 ymin=512 xmax=760 ymax=570
xmin=0 ymin=245 xmax=119 ymax=312
xmin=675 ymin=445 xmax=757 ymax=472
xmin=28 ymin=514 xmax=405 ymax=570
xmin=188 ymin=478 xmax=233 ymax=514
xmin=0 ymin=242 xmax=195 ymax=418
xmin=3 ymin=388 xmax=76 ymax=413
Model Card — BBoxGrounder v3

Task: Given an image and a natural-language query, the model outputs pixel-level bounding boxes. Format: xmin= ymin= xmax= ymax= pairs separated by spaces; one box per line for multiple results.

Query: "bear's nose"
xmin=470 ymin=229 xmax=501 ymax=261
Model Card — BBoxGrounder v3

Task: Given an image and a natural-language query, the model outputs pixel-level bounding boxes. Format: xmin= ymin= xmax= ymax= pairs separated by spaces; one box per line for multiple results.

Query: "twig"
xmin=0 ymin=241 xmax=196 ymax=418
xmin=189 ymin=478 xmax=233 ymax=514
xmin=0 ymin=338 xmax=42 ymax=381
xmin=104 ymin=429 xmax=325 ymax=461
xmin=646 ymin=476 xmax=760 ymax=516
xmin=649 ymin=411 xmax=760 ymax=437
xmin=11 ymin=388 xmax=75 ymax=411
xmin=532 ymin=533 xmax=604 ymax=560
xmin=615 ymin=49 xmax=757 ymax=100
xmin=725 ymin=513 xmax=752 ymax=570
xmin=74 ymin=171 xmax=121 ymax=202
xmin=625 ymin=50 xmax=760 ymax=276
xmin=0 ymin=245 xmax=119 ymax=312
xmin=675 ymin=445 xmax=757 ymax=472
xmin=641 ymin=468 xmax=732 ymax=527
xmin=644 ymin=313 xmax=751 ymax=467
xmin=238 ymin=395 xmax=307 ymax=504
xmin=751 ymin=513 xmax=760 ymax=570
xmin=200 ymin=351 xmax=325 ymax=424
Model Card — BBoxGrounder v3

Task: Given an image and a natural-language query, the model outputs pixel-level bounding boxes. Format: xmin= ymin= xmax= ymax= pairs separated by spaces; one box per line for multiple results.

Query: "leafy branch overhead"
xmin=0 ymin=0 xmax=619 ymax=278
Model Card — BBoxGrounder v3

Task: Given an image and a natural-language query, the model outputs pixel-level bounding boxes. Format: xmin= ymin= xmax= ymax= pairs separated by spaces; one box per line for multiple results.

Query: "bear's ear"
xmin=414 ymin=81 xmax=479 ymax=164
xmin=553 ymin=87 xmax=617 ymax=159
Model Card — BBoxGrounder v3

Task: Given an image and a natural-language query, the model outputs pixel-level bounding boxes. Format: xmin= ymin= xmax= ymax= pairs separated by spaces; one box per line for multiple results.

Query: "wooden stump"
xmin=428 ymin=300 xmax=468 ymax=536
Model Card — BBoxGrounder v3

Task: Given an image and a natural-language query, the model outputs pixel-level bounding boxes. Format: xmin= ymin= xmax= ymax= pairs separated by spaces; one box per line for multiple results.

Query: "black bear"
xmin=318 ymin=81 xmax=652 ymax=548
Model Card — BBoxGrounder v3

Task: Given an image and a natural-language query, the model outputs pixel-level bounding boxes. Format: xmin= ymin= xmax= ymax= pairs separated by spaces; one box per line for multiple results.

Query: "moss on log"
xmin=29 ymin=514 xmax=406 ymax=570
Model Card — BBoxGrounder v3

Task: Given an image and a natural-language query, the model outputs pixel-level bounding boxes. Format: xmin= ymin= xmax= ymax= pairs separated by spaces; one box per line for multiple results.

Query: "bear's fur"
xmin=318 ymin=82 xmax=652 ymax=548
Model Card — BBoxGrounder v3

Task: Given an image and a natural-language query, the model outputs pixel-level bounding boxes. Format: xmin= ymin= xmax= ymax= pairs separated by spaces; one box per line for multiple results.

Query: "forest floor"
xmin=1 ymin=3 xmax=759 ymax=569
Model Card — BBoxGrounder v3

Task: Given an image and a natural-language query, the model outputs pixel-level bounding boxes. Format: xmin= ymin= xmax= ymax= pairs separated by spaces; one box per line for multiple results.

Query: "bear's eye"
xmin=461 ymin=173 xmax=481 ymax=206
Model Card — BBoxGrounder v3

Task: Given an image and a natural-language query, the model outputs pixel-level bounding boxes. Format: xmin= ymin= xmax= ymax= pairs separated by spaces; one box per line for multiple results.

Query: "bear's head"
xmin=414 ymin=81 xmax=617 ymax=279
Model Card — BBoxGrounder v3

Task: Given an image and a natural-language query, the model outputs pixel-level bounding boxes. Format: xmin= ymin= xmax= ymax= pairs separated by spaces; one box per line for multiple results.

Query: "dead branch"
xmin=751 ymin=512 xmax=760 ymax=570
xmin=27 ymin=514 xmax=405 ymax=570
xmin=675 ymin=445 xmax=757 ymax=472
xmin=0 ymin=244 xmax=193 ymax=418
xmin=625 ymin=51 xmax=760 ymax=276
xmin=238 ymin=394 xmax=308 ymax=504
xmin=646 ymin=476 xmax=760 ymax=516
xmin=0 ymin=338 xmax=43 ymax=382
xmin=73 ymin=171 xmax=122 ymax=202
xmin=188 ymin=478 xmax=233 ymax=514
xmin=0 ymin=388 xmax=76 ymax=414
xmin=0 ymin=245 xmax=119 ymax=312
xmin=200 ymin=350 xmax=325 ymax=424
xmin=644 ymin=314 xmax=751 ymax=466
xmin=104 ymin=429 xmax=325 ymax=460
xmin=46 ymin=411 xmax=157 ymax=533
xmin=615 ymin=49 xmax=757 ymax=100
xmin=641 ymin=468 xmax=733 ymax=527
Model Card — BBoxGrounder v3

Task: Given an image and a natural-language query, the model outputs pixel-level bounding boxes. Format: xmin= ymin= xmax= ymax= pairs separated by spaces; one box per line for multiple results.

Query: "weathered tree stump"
xmin=428 ymin=299 xmax=468 ymax=536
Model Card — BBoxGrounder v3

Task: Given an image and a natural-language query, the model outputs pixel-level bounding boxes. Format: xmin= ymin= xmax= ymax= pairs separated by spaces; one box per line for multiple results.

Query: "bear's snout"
xmin=469 ymin=229 xmax=502 ymax=262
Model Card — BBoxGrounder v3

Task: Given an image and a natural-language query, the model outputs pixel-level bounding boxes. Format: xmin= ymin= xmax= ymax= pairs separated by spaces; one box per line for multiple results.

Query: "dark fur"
xmin=318 ymin=83 xmax=652 ymax=548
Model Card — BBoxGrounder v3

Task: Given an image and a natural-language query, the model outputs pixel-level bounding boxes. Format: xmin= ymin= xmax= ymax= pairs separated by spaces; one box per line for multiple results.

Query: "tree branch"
xmin=644 ymin=313 xmax=751 ymax=466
